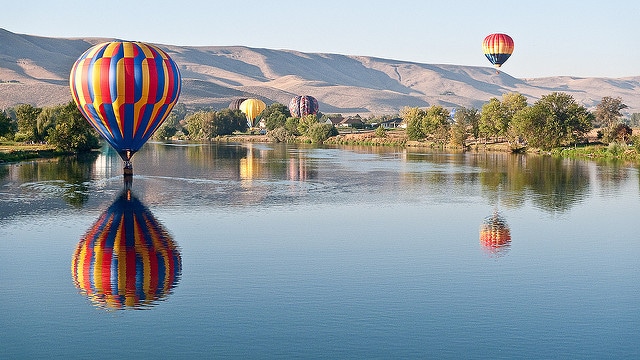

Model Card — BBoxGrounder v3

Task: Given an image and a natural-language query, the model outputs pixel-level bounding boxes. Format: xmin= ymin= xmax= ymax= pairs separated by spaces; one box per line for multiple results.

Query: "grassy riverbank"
xmin=0 ymin=142 xmax=58 ymax=163
xmin=4 ymin=130 xmax=640 ymax=164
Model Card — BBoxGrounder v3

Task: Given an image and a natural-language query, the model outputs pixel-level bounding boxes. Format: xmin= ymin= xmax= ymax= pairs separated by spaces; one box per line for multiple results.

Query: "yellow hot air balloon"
xmin=239 ymin=99 xmax=266 ymax=128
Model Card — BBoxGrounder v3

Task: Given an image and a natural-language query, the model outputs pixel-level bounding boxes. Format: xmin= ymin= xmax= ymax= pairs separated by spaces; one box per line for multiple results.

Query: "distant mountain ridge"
xmin=1 ymin=28 xmax=638 ymax=115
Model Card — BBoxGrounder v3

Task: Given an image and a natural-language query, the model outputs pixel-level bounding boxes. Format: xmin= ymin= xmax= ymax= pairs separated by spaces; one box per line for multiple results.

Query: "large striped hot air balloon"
xmin=71 ymin=190 xmax=181 ymax=310
xmin=482 ymin=33 xmax=514 ymax=68
xmin=69 ymin=41 xmax=182 ymax=175
xmin=289 ymin=95 xmax=319 ymax=118
xmin=239 ymin=98 xmax=266 ymax=128
xmin=479 ymin=211 xmax=512 ymax=256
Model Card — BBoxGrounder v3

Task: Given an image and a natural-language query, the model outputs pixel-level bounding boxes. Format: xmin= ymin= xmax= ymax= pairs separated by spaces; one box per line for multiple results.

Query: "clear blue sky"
xmin=2 ymin=0 xmax=638 ymax=78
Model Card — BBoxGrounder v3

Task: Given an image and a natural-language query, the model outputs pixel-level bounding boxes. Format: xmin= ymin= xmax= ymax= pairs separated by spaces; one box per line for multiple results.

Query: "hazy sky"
xmin=2 ymin=0 xmax=638 ymax=79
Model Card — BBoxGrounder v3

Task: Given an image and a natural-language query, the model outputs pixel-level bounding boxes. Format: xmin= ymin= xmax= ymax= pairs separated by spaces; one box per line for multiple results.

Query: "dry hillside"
xmin=1 ymin=28 xmax=638 ymax=116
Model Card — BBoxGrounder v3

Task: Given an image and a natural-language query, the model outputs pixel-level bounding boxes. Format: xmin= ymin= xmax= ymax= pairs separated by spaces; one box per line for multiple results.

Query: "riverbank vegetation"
xmin=2 ymin=92 xmax=640 ymax=163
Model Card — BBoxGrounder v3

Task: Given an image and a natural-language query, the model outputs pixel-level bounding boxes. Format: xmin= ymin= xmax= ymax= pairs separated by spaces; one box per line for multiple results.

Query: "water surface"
xmin=1 ymin=142 xmax=639 ymax=358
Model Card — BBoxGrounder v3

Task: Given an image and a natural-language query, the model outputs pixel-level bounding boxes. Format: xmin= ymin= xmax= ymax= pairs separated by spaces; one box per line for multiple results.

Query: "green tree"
xmin=184 ymin=109 xmax=248 ymax=140
xmin=401 ymin=106 xmax=427 ymax=140
xmin=510 ymin=92 xmax=593 ymax=150
xmin=154 ymin=103 xmax=187 ymax=140
xmin=185 ymin=111 xmax=215 ymax=140
xmin=423 ymin=105 xmax=451 ymax=144
xmin=284 ymin=117 xmax=300 ymax=135
xmin=502 ymin=93 xmax=528 ymax=119
xmin=628 ymin=113 xmax=640 ymax=127
xmin=214 ymin=108 xmax=248 ymax=135
xmin=455 ymin=106 xmax=481 ymax=141
xmin=297 ymin=114 xmax=318 ymax=135
xmin=262 ymin=103 xmax=290 ymax=130
xmin=374 ymin=125 xmax=387 ymax=138
xmin=308 ymin=123 xmax=338 ymax=144
xmin=0 ymin=110 xmax=17 ymax=139
xmin=35 ymin=107 xmax=59 ymax=142
xmin=594 ymin=96 xmax=627 ymax=128
xmin=14 ymin=104 xmax=42 ymax=142
xmin=479 ymin=98 xmax=504 ymax=141
xmin=46 ymin=102 xmax=100 ymax=152
xmin=479 ymin=93 xmax=527 ymax=142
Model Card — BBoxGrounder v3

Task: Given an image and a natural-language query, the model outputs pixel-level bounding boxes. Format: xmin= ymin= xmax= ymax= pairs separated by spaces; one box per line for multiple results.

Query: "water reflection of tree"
xmin=595 ymin=160 xmax=630 ymax=196
xmin=18 ymin=152 xmax=99 ymax=207
xmin=475 ymin=153 xmax=590 ymax=213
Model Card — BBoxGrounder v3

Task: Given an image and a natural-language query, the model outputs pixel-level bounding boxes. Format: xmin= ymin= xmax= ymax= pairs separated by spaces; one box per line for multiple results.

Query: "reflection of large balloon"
xmin=289 ymin=95 xmax=319 ymax=118
xmin=479 ymin=211 xmax=511 ymax=256
xmin=69 ymin=41 xmax=182 ymax=175
xmin=71 ymin=190 xmax=181 ymax=310
xmin=229 ymin=98 xmax=247 ymax=111
xmin=482 ymin=33 xmax=514 ymax=68
xmin=239 ymin=98 xmax=266 ymax=128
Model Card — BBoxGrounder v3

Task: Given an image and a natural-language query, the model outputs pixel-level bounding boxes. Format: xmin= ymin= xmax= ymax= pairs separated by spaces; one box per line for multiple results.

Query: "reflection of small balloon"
xmin=239 ymin=98 xmax=266 ymax=128
xmin=71 ymin=190 xmax=181 ymax=310
xmin=479 ymin=211 xmax=511 ymax=256
xmin=482 ymin=33 xmax=514 ymax=68
xmin=289 ymin=95 xmax=319 ymax=118
xmin=69 ymin=41 xmax=182 ymax=173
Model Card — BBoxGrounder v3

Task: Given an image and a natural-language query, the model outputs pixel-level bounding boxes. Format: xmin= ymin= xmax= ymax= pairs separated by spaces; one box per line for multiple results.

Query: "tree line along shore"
xmin=1 ymin=92 xmax=639 ymax=163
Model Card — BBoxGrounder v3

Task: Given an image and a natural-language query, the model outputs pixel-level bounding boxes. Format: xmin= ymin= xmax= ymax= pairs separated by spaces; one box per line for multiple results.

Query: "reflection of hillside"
xmin=71 ymin=189 xmax=181 ymax=310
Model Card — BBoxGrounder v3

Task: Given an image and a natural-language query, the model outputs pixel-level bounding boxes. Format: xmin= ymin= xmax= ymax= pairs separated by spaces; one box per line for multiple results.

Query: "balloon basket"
xmin=123 ymin=160 xmax=133 ymax=189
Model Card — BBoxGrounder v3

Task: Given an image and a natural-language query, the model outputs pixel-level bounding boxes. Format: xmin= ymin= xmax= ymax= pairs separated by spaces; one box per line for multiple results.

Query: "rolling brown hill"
xmin=1 ymin=28 xmax=638 ymax=115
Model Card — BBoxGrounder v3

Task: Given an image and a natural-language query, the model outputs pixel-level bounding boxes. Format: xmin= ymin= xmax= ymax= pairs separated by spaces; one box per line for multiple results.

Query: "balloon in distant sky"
xmin=69 ymin=41 xmax=181 ymax=175
xmin=229 ymin=98 xmax=248 ymax=111
xmin=482 ymin=33 xmax=514 ymax=68
xmin=239 ymin=98 xmax=266 ymax=128
xmin=289 ymin=95 xmax=319 ymax=118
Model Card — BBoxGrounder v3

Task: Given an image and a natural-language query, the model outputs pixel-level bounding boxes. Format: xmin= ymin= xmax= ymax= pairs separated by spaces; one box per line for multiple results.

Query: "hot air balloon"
xmin=239 ymin=98 xmax=266 ymax=128
xmin=482 ymin=33 xmax=514 ymax=69
xmin=289 ymin=95 xmax=319 ymax=118
xmin=479 ymin=211 xmax=512 ymax=256
xmin=229 ymin=98 xmax=248 ymax=111
xmin=71 ymin=189 xmax=181 ymax=310
xmin=69 ymin=41 xmax=182 ymax=176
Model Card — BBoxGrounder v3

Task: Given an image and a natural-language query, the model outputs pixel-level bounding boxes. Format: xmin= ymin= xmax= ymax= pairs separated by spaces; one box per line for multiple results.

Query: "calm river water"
xmin=1 ymin=142 xmax=639 ymax=359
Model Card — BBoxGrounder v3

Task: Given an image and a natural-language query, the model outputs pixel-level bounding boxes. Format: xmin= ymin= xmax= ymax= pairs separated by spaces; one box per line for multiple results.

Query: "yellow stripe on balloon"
xmin=112 ymin=216 xmax=126 ymax=296
xmin=114 ymin=57 xmax=126 ymax=137
xmin=86 ymin=43 xmax=106 ymax=58
xmin=103 ymin=42 xmax=119 ymax=58
xmin=123 ymin=41 xmax=135 ymax=58
xmin=91 ymin=58 xmax=104 ymax=110
xmin=140 ymin=43 xmax=155 ymax=58
xmin=134 ymin=58 xmax=150 ymax=135
xmin=133 ymin=216 xmax=153 ymax=299
xmin=148 ymin=216 xmax=172 ymax=292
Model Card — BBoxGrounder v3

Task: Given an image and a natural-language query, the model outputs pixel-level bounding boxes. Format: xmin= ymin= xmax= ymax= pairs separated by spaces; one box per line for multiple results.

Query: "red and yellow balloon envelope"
xmin=69 ymin=41 xmax=181 ymax=175
xmin=289 ymin=95 xmax=319 ymax=118
xmin=482 ymin=33 xmax=514 ymax=68
xmin=479 ymin=211 xmax=512 ymax=256
xmin=71 ymin=190 xmax=181 ymax=310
